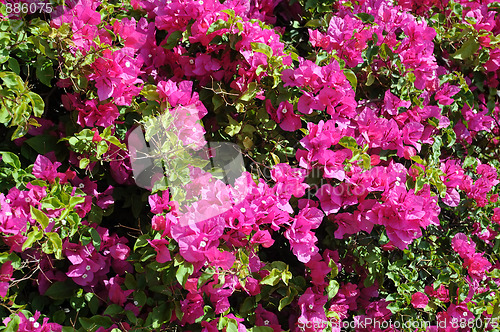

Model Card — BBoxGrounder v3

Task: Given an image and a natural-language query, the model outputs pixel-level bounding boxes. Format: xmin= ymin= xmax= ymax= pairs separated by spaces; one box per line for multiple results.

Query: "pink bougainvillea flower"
xmin=149 ymin=191 xmax=171 ymax=214
xmin=0 ymin=261 xmax=13 ymax=297
xmin=180 ymin=292 xmax=205 ymax=325
xmin=104 ymin=275 xmax=133 ymax=306
xmin=2 ymin=311 xmax=62 ymax=332
xmin=148 ymin=239 xmax=171 ymax=263
xmin=271 ymin=101 xmax=302 ymax=132
xmin=255 ymin=304 xmax=282 ymax=331
xmin=434 ymin=83 xmax=461 ymax=105
xmin=32 ymin=155 xmax=62 ymax=183
xmin=297 ymin=287 xmax=328 ymax=326
xmin=411 ymin=292 xmax=429 ymax=309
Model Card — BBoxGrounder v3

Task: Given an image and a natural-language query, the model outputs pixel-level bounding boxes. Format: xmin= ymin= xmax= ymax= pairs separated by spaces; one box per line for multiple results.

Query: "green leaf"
xmin=7 ymin=58 xmax=20 ymax=75
xmin=207 ymin=19 xmax=229 ymax=35
xmin=4 ymin=315 xmax=20 ymax=332
xmin=361 ymin=154 xmax=371 ymax=169
xmin=0 ymin=71 xmax=25 ymax=90
xmin=41 ymin=197 xmax=64 ymax=209
xmin=463 ymin=156 xmax=477 ymax=169
xmin=488 ymin=269 xmax=500 ymax=279
xmin=221 ymin=9 xmax=235 ymax=18
xmin=11 ymin=125 xmax=28 ymax=140
xmin=90 ymin=228 xmax=101 ymax=252
xmin=338 ymin=136 xmax=358 ymax=151
xmin=212 ymin=94 xmax=224 ymax=111
xmin=366 ymin=71 xmax=375 ymax=86
xmin=0 ymin=152 xmax=21 ymax=168
xmin=343 ymin=69 xmax=357 ymax=91
xmin=22 ymin=228 xmax=43 ymax=251
xmin=249 ymin=327 xmax=274 ymax=332
xmin=46 ymin=232 xmax=63 ymax=259
xmin=225 ymin=114 xmax=242 ymax=137
xmin=31 ymin=206 xmax=49 ymax=229
xmin=411 ymin=155 xmax=426 ymax=165
xmin=79 ymin=157 xmax=90 ymax=169
xmin=431 ymin=136 xmax=442 ymax=165
xmin=176 ymin=262 xmax=194 ymax=286
xmin=326 ymin=280 xmax=339 ymax=300
xmin=44 ymin=280 xmax=77 ymax=300
xmin=35 ymin=56 xmax=54 ymax=87
xmin=69 ymin=196 xmax=85 ymax=208
xmin=239 ymin=82 xmax=258 ymax=102
xmin=226 ymin=319 xmax=239 ymax=332
xmin=87 ymin=205 xmax=103 ymax=224
xmin=134 ymin=290 xmax=147 ymax=306
xmin=27 ymin=92 xmax=45 ymax=117
xmin=261 ymin=269 xmax=281 ymax=286
xmin=387 ymin=301 xmax=402 ymax=313
xmin=103 ymin=304 xmax=124 ymax=316
xmin=452 ymin=36 xmax=480 ymax=60
xmin=278 ymin=287 xmax=298 ymax=311
xmin=86 ymin=293 xmax=100 ymax=315
xmin=251 ymin=42 xmax=273 ymax=58
xmin=164 ymin=31 xmax=183 ymax=49
xmin=25 ymin=135 xmax=58 ymax=154
xmin=415 ymin=177 xmax=428 ymax=193
xmin=355 ymin=13 xmax=374 ymax=23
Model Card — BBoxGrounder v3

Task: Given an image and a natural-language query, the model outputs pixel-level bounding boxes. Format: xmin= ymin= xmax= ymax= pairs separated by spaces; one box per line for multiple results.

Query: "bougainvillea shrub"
xmin=0 ymin=0 xmax=500 ymax=330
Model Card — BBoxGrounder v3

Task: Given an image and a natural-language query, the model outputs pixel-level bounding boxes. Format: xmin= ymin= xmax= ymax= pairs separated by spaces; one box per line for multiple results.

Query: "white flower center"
xmin=61 ymin=219 xmax=67 ymax=225
xmin=264 ymin=320 xmax=269 ymax=325
xmin=240 ymin=207 xmax=246 ymax=213
xmin=29 ymin=317 xmax=35 ymax=322
xmin=148 ymin=54 xmax=152 ymax=58
xmin=82 ymin=274 xmax=87 ymax=279
xmin=79 ymin=183 xmax=85 ymax=189
xmin=199 ymin=0 xmax=203 ymax=4
xmin=189 ymin=59 xmax=195 ymax=64
xmin=5 ymin=212 xmax=12 ymax=216
xmin=200 ymin=241 xmax=207 ymax=248
xmin=5 ymin=199 xmax=10 ymax=204
xmin=25 ymin=197 xmax=31 ymax=203
xmin=33 ymin=322 xmax=40 ymax=328
xmin=86 ymin=265 xmax=91 ymax=271
xmin=463 ymin=312 xmax=468 ymax=316
xmin=134 ymin=300 xmax=139 ymax=305
xmin=125 ymin=61 xmax=131 ymax=68
xmin=309 ymin=304 xmax=314 ymax=310
xmin=282 ymin=108 xmax=287 ymax=113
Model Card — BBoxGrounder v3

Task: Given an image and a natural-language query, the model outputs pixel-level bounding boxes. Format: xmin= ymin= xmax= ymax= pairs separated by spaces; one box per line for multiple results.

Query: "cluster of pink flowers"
xmin=1 ymin=0 xmax=500 ymax=329
xmin=452 ymin=233 xmax=492 ymax=280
